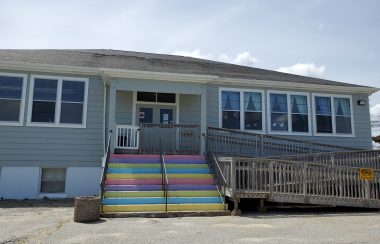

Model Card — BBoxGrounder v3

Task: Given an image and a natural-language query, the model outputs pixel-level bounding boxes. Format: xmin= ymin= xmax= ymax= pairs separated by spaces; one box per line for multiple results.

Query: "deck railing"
xmin=115 ymin=125 xmax=140 ymax=149
xmin=160 ymin=154 xmax=169 ymax=212
xmin=100 ymin=130 xmax=112 ymax=211
xmin=140 ymin=123 xmax=200 ymax=154
xmin=206 ymin=151 xmax=227 ymax=208
xmin=207 ymin=127 xmax=358 ymax=158
xmin=264 ymin=149 xmax=380 ymax=170
xmin=218 ymin=156 xmax=380 ymax=209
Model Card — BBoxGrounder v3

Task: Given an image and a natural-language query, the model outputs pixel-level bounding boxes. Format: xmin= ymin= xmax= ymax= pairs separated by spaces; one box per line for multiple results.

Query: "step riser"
xmin=105 ymin=184 xmax=217 ymax=191
xmin=103 ymin=197 xmax=222 ymax=205
xmin=104 ymin=191 xmax=220 ymax=198
xmin=102 ymin=204 xmax=225 ymax=212
xmin=107 ymin=168 xmax=210 ymax=174
xmin=106 ymin=179 xmax=215 ymax=185
xmin=107 ymin=173 xmax=212 ymax=179
xmin=109 ymin=159 xmax=206 ymax=164
xmin=108 ymin=163 xmax=209 ymax=169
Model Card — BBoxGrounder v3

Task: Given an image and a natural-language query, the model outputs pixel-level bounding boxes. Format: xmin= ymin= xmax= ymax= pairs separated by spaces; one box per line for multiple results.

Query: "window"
xmin=313 ymin=94 xmax=353 ymax=136
xmin=220 ymin=89 xmax=264 ymax=131
xmin=28 ymin=75 xmax=88 ymax=127
xmin=137 ymin=92 xmax=176 ymax=103
xmin=0 ymin=73 xmax=26 ymax=125
xmin=268 ymin=92 xmax=310 ymax=134
xmin=40 ymin=168 xmax=66 ymax=193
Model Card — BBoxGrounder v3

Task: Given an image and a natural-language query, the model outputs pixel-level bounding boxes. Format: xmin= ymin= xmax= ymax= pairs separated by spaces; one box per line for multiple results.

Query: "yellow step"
xmin=102 ymin=203 xmax=226 ymax=212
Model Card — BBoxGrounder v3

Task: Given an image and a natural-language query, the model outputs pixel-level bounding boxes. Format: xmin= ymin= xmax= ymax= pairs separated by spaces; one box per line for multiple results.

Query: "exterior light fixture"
xmin=357 ymin=100 xmax=367 ymax=105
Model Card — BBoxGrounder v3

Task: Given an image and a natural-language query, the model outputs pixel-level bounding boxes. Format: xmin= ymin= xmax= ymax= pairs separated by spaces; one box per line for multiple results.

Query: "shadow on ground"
xmin=0 ymin=199 xmax=75 ymax=208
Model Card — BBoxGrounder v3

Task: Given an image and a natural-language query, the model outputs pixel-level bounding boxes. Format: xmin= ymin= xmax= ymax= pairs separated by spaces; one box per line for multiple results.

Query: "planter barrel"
xmin=74 ymin=196 xmax=101 ymax=222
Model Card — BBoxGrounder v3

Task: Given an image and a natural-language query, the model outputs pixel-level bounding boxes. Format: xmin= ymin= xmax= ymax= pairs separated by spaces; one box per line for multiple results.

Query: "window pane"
xmin=62 ymin=81 xmax=85 ymax=102
xmin=271 ymin=113 xmax=288 ymax=131
xmin=336 ymin=116 xmax=352 ymax=134
xmin=244 ymin=92 xmax=261 ymax=111
xmin=316 ymin=115 xmax=333 ymax=133
xmin=245 ymin=112 xmax=262 ymax=130
xmin=32 ymin=101 xmax=56 ymax=123
xmin=292 ymin=114 xmax=309 ymax=132
xmin=334 ymin=98 xmax=351 ymax=116
xmin=157 ymin=93 xmax=176 ymax=103
xmin=60 ymin=103 xmax=83 ymax=124
xmin=222 ymin=91 xmax=240 ymax=110
xmin=137 ymin=92 xmax=156 ymax=102
xmin=33 ymin=79 xmax=58 ymax=101
xmin=40 ymin=168 xmax=66 ymax=193
xmin=270 ymin=94 xmax=287 ymax=112
xmin=222 ymin=111 xmax=240 ymax=129
xmin=291 ymin=95 xmax=308 ymax=114
xmin=0 ymin=100 xmax=20 ymax=121
xmin=315 ymin=96 xmax=331 ymax=115
xmin=0 ymin=76 xmax=23 ymax=99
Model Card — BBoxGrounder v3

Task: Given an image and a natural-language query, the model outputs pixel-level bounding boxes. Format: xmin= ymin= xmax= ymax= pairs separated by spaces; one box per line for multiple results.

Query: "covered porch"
xmin=106 ymin=78 xmax=207 ymax=154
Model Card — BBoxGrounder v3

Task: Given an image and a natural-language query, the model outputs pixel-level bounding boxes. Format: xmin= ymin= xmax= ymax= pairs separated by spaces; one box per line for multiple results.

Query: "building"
xmin=0 ymin=49 xmax=377 ymax=200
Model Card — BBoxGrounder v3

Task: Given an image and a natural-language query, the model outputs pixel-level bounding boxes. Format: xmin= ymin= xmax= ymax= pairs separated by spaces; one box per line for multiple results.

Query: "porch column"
xmin=108 ymin=85 xmax=117 ymax=153
xmin=200 ymin=88 xmax=207 ymax=154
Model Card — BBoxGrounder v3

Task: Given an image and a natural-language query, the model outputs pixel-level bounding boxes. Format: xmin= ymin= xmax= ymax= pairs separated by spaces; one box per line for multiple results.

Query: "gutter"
xmin=0 ymin=60 xmax=378 ymax=94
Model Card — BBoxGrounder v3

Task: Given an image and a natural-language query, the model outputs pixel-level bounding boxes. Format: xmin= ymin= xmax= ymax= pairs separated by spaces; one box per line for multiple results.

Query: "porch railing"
xmin=264 ymin=149 xmax=380 ymax=170
xmin=207 ymin=127 xmax=358 ymax=158
xmin=100 ymin=130 xmax=112 ymax=212
xmin=140 ymin=123 xmax=200 ymax=154
xmin=218 ymin=156 xmax=380 ymax=208
xmin=115 ymin=125 xmax=140 ymax=149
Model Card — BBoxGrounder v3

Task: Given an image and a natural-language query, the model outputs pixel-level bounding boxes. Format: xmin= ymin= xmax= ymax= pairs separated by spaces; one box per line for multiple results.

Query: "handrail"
xmin=100 ymin=130 xmax=112 ymax=211
xmin=203 ymin=133 xmax=227 ymax=208
xmin=160 ymin=153 xmax=169 ymax=212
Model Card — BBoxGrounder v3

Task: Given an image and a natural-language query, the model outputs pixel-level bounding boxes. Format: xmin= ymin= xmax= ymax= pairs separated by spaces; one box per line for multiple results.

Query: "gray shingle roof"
xmin=0 ymin=49 xmax=373 ymax=88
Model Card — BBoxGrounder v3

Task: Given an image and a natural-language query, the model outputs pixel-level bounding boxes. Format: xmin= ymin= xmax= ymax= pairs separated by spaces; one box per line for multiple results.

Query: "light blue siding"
xmin=207 ymin=84 xmax=372 ymax=149
xmin=0 ymin=70 xmax=105 ymax=167
xmin=179 ymin=94 xmax=201 ymax=125
xmin=116 ymin=90 xmax=133 ymax=124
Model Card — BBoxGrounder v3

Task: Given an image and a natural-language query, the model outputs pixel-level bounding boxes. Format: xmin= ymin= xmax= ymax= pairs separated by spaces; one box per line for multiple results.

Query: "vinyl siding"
xmin=0 ymin=70 xmax=104 ymax=167
xmin=207 ymin=84 xmax=372 ymax=149
xmin=179 ymin=94 xmax=201 ymax=125
xmin=115 ymin=90 xmax=133 ymax=124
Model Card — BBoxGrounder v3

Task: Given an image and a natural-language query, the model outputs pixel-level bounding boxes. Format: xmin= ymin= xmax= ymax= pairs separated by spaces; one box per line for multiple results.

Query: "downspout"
xmin=101 ymin=71 xmax=107 ymax=154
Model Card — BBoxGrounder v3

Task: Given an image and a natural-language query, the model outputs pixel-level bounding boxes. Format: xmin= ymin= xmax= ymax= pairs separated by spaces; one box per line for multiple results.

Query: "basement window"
xmin=40 ymin=168 xmax=66 ymax=193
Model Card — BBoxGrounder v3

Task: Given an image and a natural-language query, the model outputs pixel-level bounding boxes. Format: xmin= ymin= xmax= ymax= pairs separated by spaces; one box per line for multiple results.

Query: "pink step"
xmin=111 ymin=154 xmax=160 ymax=159
xmin=164 ymin=155 xmax=205 ymax=160
xmin=106 ymin=179 xmax=162 ymax=185
xmin=169 ymin=179 xmax=214 ymax=185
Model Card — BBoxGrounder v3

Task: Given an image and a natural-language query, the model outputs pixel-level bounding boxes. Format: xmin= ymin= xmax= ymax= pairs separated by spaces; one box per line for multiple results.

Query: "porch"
xmin=106 ymin=78 xmax=207 ymax=154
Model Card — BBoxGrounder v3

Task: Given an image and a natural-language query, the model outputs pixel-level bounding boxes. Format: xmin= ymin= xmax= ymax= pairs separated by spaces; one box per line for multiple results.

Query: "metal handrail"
xmin=160 ymin=153 xmax=169 ymax=212
xmin=100 ymin=130 xmax=112 ymax=211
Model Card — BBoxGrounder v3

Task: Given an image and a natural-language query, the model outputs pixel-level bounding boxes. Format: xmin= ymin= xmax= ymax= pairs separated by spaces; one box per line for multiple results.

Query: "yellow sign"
xmin=360 ymin=168 xmax=374 ymax=181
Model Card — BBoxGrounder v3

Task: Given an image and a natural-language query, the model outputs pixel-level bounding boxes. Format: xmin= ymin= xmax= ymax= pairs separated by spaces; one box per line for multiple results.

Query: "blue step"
xmin=107 ymin=168 xmax=210 ymax=174
xmin=102 ymin=197 xmax=222 ymax=205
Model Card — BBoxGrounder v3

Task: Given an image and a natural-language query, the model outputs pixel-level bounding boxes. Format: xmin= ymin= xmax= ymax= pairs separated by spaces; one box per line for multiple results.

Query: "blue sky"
xmin=1 ymin=0 xmax=379 ymax=120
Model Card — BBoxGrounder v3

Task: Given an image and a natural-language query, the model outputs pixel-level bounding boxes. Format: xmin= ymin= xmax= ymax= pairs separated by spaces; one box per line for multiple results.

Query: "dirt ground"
xmin=0 ymin=199 xmax=379 ymax=244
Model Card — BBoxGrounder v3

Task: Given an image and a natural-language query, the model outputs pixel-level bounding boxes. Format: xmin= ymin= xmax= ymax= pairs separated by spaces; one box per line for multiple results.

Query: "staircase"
xmin=101 ymin=154 xmax=227 ymax=215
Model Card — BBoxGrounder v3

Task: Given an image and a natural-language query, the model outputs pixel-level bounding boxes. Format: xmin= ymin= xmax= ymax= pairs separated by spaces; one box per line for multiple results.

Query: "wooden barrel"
xmin=74 ymin=196 xmax=100 ymax=222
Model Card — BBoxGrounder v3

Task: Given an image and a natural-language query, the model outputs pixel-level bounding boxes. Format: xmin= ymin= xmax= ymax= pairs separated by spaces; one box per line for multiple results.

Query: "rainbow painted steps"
xmin=102 ymin=154 xmax=226 ymax=213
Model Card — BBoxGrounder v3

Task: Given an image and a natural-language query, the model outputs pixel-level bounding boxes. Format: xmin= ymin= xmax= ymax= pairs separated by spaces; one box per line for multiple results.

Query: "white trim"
xmin=0 ymin=60 xmax=377 ymax=94
xmin=312 ymin=93 xmax=355 ymax=137
xmin=176 ymin=93 xmax=180 ymax=124
xmin=267 ymin=90 xmax=312 ymax=136
xmin=27 ymin=75 xmax=89 ymax=128
xmin=219 ymin=87 xmax=265 ymax=133
xmin=131 ymin=91 xmax=137 ymax=126
xmin=0 ymin=72 xmax=27 ymax=126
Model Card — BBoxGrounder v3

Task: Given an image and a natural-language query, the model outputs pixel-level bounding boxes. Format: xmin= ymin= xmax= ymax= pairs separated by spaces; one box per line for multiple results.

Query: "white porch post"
xmin=200 ymin=88 xmax=207 ymax=154
xmin=108 ymin=85 xmax=117 ymax=152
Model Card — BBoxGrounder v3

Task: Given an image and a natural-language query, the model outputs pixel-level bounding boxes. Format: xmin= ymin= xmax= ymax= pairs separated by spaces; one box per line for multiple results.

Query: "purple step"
xmin=105 ymin=184 xmax=162 ymax=191
xmin=168 ymin=185 xmax=217 ymax=191
xmin=109 ymin=158 xmax=160 ymax=163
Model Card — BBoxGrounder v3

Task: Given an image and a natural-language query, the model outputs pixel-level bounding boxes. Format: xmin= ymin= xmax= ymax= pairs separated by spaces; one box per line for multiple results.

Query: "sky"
xmin=0 ymin=0 xmax=380 ymax=132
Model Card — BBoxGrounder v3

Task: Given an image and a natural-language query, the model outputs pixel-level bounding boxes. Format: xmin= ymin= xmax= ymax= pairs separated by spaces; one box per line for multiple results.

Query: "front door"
xmin=137 ymin=105 xmax=176 ymax=125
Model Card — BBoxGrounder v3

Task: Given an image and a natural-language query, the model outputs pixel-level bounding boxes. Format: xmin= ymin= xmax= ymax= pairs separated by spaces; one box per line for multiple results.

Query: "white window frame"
xmin=267 ymin=90 xmax=312 ymax=136
xmin=38 ymin=167 xmax=67 ymax=198
xmin=0 ymin=72 xmax=27 ymax=126
xmin=219 ymin=87 xmax=265 ymax=133
xmin=27 ymin=75 xmax=89 ymax=128
xmin=312 ymin=93 xmax=355 ymax=137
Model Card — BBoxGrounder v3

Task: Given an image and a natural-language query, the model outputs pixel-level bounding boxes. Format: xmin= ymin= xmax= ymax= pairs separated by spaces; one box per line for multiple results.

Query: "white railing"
xmin=115 ymin=125 xmax=140 ymax=149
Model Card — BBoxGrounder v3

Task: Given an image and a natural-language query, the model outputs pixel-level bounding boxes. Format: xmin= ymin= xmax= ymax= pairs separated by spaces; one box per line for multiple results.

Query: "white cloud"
xmin=371 ymin=104 xmax=380 ymax=121
xmin=277 ymin=63 xmax=326 ymax=78
xmin=172 ymin=49 xmax=259 ymax=66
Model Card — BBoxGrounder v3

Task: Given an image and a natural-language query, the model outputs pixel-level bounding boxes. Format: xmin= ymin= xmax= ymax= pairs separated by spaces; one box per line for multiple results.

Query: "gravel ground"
xmin=0 ymin=200 xmax=379 ymax=244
